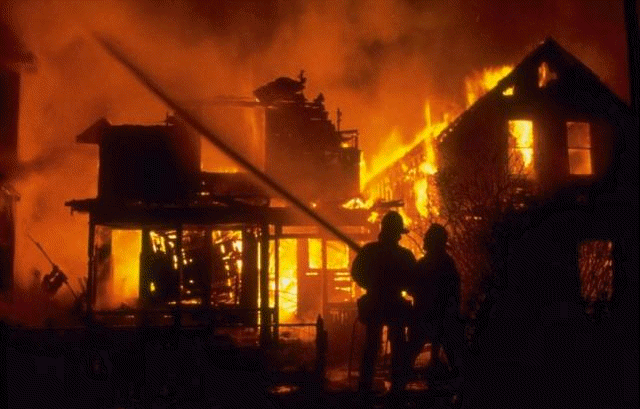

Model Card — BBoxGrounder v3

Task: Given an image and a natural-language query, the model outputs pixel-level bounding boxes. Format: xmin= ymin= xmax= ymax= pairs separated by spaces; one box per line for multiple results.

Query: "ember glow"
xmin=578 ymin=240 xmax=614 ymax=304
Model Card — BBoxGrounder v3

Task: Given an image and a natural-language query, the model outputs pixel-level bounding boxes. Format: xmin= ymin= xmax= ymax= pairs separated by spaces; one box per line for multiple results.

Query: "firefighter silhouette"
xmin=409 ymin=224 xmax=463 ymax=377
xmin=351 ymin=211 xmax=416 ymax=395
xmin=41 ymin=265 xmax=68 ymax=296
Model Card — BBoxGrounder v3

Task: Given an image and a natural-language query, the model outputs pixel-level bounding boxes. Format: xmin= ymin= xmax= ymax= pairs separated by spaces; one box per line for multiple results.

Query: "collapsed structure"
xmin=66 ymin=75 xmax=372 ymax=343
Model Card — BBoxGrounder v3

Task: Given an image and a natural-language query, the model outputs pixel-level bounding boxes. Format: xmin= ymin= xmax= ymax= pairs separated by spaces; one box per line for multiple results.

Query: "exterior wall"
xmin=0 ymin=68 xmax=20 ymax=293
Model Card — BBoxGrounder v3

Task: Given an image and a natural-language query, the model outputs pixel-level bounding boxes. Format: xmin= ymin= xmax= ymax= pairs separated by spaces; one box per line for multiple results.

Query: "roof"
xmin=65 ymin=197 xmax=373 ymax=233
xmin=437 ymin=37 xmax=632 ymax=144
xmin=75 ymin=118 xmax=111 ymax=144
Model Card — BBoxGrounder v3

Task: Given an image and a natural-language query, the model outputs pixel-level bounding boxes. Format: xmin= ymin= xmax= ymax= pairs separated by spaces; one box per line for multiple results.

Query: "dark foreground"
xmin=3 ymin=324 xmax=638 ymax=409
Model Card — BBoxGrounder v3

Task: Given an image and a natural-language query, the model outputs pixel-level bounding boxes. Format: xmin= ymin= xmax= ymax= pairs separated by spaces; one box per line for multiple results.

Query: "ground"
xmin=3 ymin=325 xmax=464 ymax=409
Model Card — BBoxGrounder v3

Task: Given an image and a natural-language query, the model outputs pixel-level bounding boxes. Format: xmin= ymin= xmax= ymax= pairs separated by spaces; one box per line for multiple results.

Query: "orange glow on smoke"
xmin=465 ymin=65 xmax=513 ymax=107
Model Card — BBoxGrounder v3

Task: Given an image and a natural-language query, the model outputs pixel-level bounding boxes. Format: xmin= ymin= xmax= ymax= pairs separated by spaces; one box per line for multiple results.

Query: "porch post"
xmin=176 ymin=224 xmax=183 ymax=328
xmin=259 ymin=221 xmax=271 ymax=347
xmin=321 ymin=237 xmax=328 ymax=322
xmin=86 ymin=218 xmax=96 ymax=321
xmin=274 ymin=224 xmax=281 ymax=344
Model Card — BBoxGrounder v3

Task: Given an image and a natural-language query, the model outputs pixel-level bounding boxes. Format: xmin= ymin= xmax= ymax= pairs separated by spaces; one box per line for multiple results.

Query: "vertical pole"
xmin=139 ymin=228 xmax=152 ymax=308
xmin=0 ymin=321 xmax=7 ymax=409
xmin=321 ymin=238 xmax=328 ymax=324
xmin=624 ymin=0 xmax=639 ymax=116
xmin=204 ymin=228 xmax=213 ymax=310
xmin=259 ymin=222 xmax=271 ymax=347
xmin=315 ymin=315 xmax=327 ymax=391
xmin=240 ymin=229 xmax=258 ymax=326
xmin=87 ymin=219 xmax=96 ymax=321
xmin=274 ymin=224 xmax=281 ymax=344
xmin=176 ymin=225 xmax=183 ymax=328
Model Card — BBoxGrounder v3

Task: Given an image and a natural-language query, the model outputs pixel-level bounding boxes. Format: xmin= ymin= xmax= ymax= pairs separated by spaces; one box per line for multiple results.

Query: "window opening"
xmin=567 ymin=122 xmax=592 ymax=175
xmin=508 ymin=120 xmax=535 ymax=178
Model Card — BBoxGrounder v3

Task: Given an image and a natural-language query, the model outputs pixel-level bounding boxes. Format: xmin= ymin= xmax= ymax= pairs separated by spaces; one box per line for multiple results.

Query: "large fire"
xmin=508 ymin=119 xmax=535 ymax=177
xmin=107 ymin=229 xmax=141 ymax=309
xmin=364 ymin=65 xmax=515 ymax=228
xmin=270 ymin=239 xmax=298 ymax=323
xmin=4 ymin=56 xmax=518 ymax=327
xmin=464 ymin=65 xmax=514 ymax=107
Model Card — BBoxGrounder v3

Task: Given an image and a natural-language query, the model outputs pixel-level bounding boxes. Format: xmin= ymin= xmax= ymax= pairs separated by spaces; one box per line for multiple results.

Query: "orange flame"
xmin=508 ymin=120 xmax=535 ymax=177
xmin=108 ymin=229 xmax=141 ymax=308
xmin=270 ymin=239 xmax=298 ymax=323
xmin=464 ymin=65 xmax=513 ymax=107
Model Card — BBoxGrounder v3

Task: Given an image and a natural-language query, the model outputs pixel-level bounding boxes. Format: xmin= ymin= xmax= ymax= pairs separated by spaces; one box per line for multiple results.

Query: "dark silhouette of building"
xmin=362 ymin=38 xmax=638 ymax=407
xmin=255 ymin=73 xmax=360 ymax=204
xmin=0 ymin=22 xmax=34 ymax=294
xmin=435 ymin=37 xmax=634 ymax=203
xmin=366 ymin=38 xmax=634 ymax=210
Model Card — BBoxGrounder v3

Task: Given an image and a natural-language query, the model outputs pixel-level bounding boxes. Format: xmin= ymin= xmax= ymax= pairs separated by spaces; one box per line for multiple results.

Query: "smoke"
xmin=0 ymin=0 xmax=630 ymax=298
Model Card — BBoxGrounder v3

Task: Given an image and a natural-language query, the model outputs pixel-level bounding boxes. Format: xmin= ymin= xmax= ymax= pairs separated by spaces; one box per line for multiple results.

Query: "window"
xmin=508 ymin=120 xmax=535 ymax=178
xmin=566 ymin=122 xmax=592 ymax=175
xmin=578 ymin=240 xmax=614 ymax=316
xmin=269 ymin=238 xmax=298 ymax=322
xmin=326 ymin=240 xmax=349 ymax=270
xmin=308 ymin=238 xmax=322 ymax=269
xmin=502 ymin=85 xmax=514 ymax=96
xmin=538 ymin=61 xmax=558 ymax=88
xmin=110 ymin=229 xmax=141 ymax=306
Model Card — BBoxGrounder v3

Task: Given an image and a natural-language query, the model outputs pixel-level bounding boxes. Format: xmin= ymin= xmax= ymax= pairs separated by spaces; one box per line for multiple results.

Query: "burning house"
xmin=65 ymin=75 xmax=373 ymax=343
xmin=363 ymin=38 xmax=636 ymax=311
xmin=360 ymin=36 xmax=638 ymax=406
xmin=366 ymin=38 xmax=633 ymax=219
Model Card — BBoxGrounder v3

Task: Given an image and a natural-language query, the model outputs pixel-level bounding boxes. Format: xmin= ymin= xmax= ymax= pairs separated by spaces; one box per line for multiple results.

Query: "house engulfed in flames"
xmin=364 ymin=38 xmax=635 ymax=313
xmin=66 ymin=75 xmax=374 ymax=344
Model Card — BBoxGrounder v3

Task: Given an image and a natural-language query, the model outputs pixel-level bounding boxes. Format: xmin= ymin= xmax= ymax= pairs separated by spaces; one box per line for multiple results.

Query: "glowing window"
xmin=538 ymin=61 xmax=558 ymax=88
xmin=567 ymin=122 xmax=592 ymax=175
xmin=111 ymin=229 xmax=141 ymax=306
xmin=502 ymin=86 xmax=514 ymax=96
xmin=269 ymin=239 xmax=298 ymax=323
xmin=578 ymin=240 xmax=614 ymax=315
xmin=308 ymin=239 xmax=322 ymax=269
xmin=327 ymin=240 xmax=349 ymax=269
xmin=508 ymin=120 xmax=535 ymax=178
